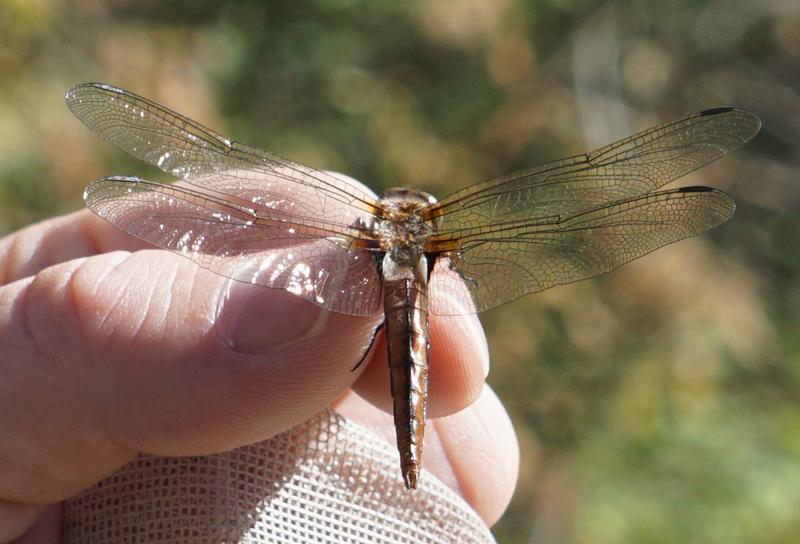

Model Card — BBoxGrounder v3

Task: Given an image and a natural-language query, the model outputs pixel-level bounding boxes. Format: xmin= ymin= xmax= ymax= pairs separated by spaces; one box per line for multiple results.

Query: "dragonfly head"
xmin=380 ymin=187 xmax=438 ymax=207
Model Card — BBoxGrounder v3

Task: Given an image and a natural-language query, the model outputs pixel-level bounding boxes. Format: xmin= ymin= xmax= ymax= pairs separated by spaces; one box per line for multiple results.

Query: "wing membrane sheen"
xmin=84 ymin=176 xmax=383 ymax=316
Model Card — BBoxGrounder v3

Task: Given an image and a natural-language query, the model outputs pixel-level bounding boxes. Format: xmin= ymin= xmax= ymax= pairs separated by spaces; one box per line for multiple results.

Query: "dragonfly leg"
xmin=351 ymin=320 xmax=385 ymax=372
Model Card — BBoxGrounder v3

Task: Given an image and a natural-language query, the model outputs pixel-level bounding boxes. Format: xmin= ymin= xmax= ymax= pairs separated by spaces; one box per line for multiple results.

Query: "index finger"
xmin=0 ymin=209 xmax=148 ymax=285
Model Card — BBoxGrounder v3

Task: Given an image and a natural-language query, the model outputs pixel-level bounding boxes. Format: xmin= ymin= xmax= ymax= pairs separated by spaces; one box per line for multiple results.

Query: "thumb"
xmin=0 ymin=249 xmax=380 ymax=505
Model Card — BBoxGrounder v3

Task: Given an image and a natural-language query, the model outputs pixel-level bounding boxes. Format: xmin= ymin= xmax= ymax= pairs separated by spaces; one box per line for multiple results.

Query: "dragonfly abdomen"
xmin=382 ymin=253 xmax=430 ymax=490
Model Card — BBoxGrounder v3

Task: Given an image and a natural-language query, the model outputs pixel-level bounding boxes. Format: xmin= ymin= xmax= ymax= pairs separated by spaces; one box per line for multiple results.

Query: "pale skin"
xmin=0 ymin=179 xmax=519 ymax=542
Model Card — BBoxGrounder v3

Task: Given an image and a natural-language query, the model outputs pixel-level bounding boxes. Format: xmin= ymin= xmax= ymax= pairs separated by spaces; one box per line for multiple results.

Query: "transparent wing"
xmin=426 ymin=108 xmax=759 ymax=228
xmin=428 ymin=187 xmax=735 ymax=315
xmin=84 ymin=176 xmax=383 ymax=316
xmin=66 ymin=82 xmax=381 ymax=228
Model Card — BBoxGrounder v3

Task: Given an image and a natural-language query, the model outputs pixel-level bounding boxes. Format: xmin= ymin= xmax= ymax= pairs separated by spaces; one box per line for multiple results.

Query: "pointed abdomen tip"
xmin=403 ymin=467 xmax=419 ymax=490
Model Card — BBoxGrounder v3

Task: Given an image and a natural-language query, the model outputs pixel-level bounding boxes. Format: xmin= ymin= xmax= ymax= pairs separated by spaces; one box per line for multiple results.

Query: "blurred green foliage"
xmin=1 ymin=0 xmax=799 ymax=542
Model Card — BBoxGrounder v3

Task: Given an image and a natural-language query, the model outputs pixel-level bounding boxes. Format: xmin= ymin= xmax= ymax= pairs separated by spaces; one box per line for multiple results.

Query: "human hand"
xmin=0 ymin=204 xmax=518 ymax=542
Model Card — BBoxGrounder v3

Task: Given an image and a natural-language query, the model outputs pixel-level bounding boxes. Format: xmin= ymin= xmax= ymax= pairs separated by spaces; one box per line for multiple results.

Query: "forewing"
xmin=66 ymin=83 xmax=381 ymax=228
xmin=84 ymin=176 xmax=383 ymax=316
xmin=427 ymin=108 xmax=759 ymax=228
xmin=428 ymin=187 xmax=734 ymax=315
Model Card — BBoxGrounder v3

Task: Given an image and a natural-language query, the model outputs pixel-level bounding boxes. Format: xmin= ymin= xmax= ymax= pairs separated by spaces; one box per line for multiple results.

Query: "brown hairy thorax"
xmin=377 ymin=188 xmax=438 ymax=265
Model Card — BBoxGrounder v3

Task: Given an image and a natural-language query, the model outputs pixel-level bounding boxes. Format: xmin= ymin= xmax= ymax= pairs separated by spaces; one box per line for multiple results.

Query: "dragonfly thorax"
xmin=377 ymin=188 xmax=437 ymax=265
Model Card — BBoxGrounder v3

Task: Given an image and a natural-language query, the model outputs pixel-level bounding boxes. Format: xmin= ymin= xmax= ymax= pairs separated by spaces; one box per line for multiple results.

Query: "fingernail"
xmin=462 ymin=313 xmax=490 ymax=379
xmin=218 ymin=280 xmax=323 ymax=353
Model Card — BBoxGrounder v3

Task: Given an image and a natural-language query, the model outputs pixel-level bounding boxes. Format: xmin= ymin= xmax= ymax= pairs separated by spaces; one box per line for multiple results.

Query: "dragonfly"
xmin=66 ymin=83 xmax=760 ymax=489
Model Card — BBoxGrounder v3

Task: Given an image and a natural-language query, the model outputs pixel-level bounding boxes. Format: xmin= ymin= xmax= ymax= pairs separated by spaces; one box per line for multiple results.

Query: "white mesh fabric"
xmin=63 ymin=409 xmax=496 ymax=543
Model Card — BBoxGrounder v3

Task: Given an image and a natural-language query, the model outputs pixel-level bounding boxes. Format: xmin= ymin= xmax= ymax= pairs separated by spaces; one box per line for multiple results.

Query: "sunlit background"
xmin=1 ymin=1 xmax=799 ymax=542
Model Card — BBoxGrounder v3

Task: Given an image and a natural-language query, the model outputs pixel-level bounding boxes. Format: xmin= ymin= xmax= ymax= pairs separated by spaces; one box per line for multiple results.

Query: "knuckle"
xmin=65 ymin=251 xmax=144 ymax=352
xmin=0 ymin=234 xmax=25 ymax=286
